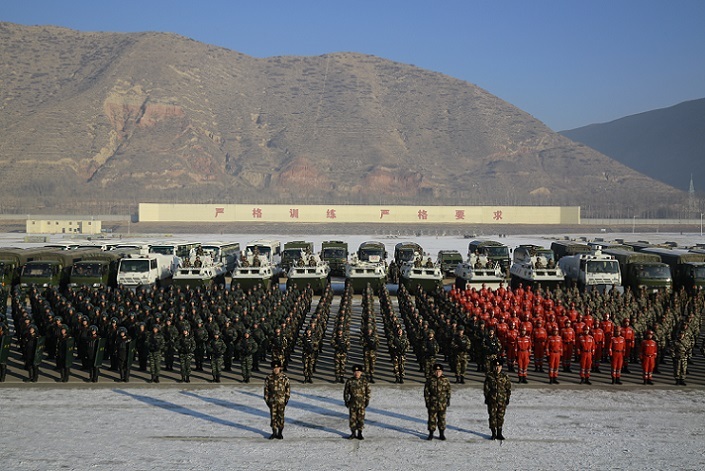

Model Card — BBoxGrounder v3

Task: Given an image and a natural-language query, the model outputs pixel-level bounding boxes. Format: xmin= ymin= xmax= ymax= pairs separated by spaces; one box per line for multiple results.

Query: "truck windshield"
xmin=120 ymin=260 xmax=150 ymax=273
xmin=537 ymin=250 xmax=555 ymax=262
xmin=149 ymin=246 xmax=174 ymax=256
xmin=23 ymin=263 xmax=55 ymax=278
xmin=72 ymin=263 xmax=104 ymax=277
xmin=638 ymin=266 xmax=671 ymax=279
xmin=586 ymin=260 xmax=620 ymax=274
xmin=484 ymin=247 xmax=509 ymax=257
xmin=322 ymin=248 xmax=346 ymax=258
xmin=397 ymin=249 xmax=417 ymax=262
xmin=249 ymin=246 xmax=272 ymax=258
xmin=360 ymin=248 xmax=385 ymax=261
xmin=694 ymin=267 xmax=705 ymax=279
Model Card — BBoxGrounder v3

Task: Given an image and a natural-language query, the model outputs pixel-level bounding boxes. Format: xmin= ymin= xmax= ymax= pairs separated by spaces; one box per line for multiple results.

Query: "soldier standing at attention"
xmin=344 ymin=365 xmax=371 ymax=440
xmin=210 ymin=330 xmax=226 ymax=383
xmin=672 ymin=330 xmax=689 ymax=386
xmin=264 ymin=360 xmax=290 ymax=440
xmin=148 ymin=324 xmax=165 ymax=383
xmin=424 ymin=363 xmax=451 ymax=441
xmin=178 ymin=327 xmax=195 ymax=383
xmin=640 ymin=330 xmax=658 ymax=385
xmin=484 ymin=358 xmax=512 ymax=441
xmin=332 ymin=328 xmax=350 ymax=383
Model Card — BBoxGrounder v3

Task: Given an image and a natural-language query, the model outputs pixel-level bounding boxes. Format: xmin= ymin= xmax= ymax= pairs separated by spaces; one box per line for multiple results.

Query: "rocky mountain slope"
xmin=0 ymin=23 xmax=685 ymax=217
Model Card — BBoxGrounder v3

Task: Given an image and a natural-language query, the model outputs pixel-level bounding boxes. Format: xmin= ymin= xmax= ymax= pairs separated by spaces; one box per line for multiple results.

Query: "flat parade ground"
xmin=1 ymin=230 xmax=704 ymax=470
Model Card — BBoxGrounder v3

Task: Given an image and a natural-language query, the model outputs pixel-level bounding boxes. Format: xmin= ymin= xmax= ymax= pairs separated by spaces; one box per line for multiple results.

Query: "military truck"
xmin=69 ymin=249 xmax=136 ymax=288
xmin=321 ymin=240 xmax=348 ymax=277
xmin=0 ymin=248 xmax=48 ymax=288
xmin=603 ymin=248 xmax=672 ymax=293
xmin=390 ymin=242 xmax=423 ymax=283
xmin=467 ymin=240 xmax=511 ymax=275
xmin=117 ymin=250 xmax=179 ymax=289
xmin=437 ymin=250 xmax=463 ymax=277
xmin=509 ymin=245 xmax=564 ymax=291
xmin=357 ymin=241 xmax=388 ymax=264
xmin=642 ymin=247 xmax=705 ymax=292
xmin=281 ymin=241 xmax=314 ymax=273
xmin=558 ymin=248 xmax=621 ymax=292
xmin=20 ymin=249 xmax=96 ymax=290
xmin=550 ymin=241 xmax=593 ymax=261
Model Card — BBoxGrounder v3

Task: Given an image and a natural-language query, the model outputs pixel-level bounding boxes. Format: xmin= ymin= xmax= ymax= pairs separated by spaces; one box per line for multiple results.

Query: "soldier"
xmin=482 ymin=328 xmax=502 ymax=372
xmin=390 ymin=327 xmax=409 ymax=384
xmin=210 ymin=330 xmax=226 ymax=383
xmin=85 ymin=325 xmax=102 ymax=383
xmin=422 ymin=330 xmax=439 ymax=378
xmin=264 ymin=360 xmax=290 ymax=440
xmin=361 ymin=327 xmax=379 ymax=383
xmin=331 ymin=328 xmax=350 ymax=383
xmin=344 ymin=365 xmax=371 ymax=440
xmin=163 ymin=317 xmax=178 ymax=372
xmin=236 ymin=330 xmax=258 ymax=383
xmin=451 ymin=325 xmax=471 ymax=383
xmin=193 ymin=319 xmax=208 ymax=372
xmin=178 ymin=327 xmax=196 ymax=383
xmin=23 ymin=324 xmax=42 ymax=383
xmin=0 ymin=323 xmax=9 ymax=382
xmin=147 ymin=324 xmax=165 ymax=383
xmin=483 ymin=358 xmax=512 ymax=440
xmin=115 ymin=326 xmax=133 ymax=382
xmin=672 ymin=330 xmax=689 ymax=386
xmin=640 ymin=330 xmax=658 ymax=385
xmin=300 ymin=329 xmax=317 ymax=383
xmin=135 ymin=322 xmax=149 ymax=372
xmin=561 ymin=320 xmax=576 ymax=373
xmin=424 ymin=363 xmax=451 ymax=441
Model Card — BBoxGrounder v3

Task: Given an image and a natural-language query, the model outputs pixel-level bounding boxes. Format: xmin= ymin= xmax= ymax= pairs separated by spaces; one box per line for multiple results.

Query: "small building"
xmin=26 ymin=218 xmax=102 ymax=235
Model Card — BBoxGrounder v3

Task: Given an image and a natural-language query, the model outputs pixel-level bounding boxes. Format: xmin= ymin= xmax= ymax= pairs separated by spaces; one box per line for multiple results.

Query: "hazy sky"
xmin=2 ymin=0 xmax=704 ymax=130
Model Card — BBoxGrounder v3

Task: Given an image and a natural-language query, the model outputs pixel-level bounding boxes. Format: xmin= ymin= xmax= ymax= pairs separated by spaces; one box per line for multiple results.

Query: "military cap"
xmin=271 ymin=360 xmax=282 ymax=369
xmin=492 ymin=358 xmax=504 ymax=367
xmin=352 ymin=365 xmax=363 ymax=372
xmin=433 ymin=363 xmax=444 ymax=371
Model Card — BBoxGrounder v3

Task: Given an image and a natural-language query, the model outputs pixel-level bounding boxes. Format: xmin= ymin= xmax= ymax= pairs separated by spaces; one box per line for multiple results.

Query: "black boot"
xmin=615 ymin=378 xmax=622 ymax=385
xmin=426 ymin=431 xmax=434 ymax=441
xmin=490 ymin=428 xmax=497 ymax=440
xmin=460 ymin=376 xmax=465 ymax=384
xmin=348 ymin=431 xmax=356 ymax=439
xmin=357 ymin=430 xmax=364 ymax=440
xmin=438 ymin=430 xmax=446 ymax=441
xmin=269 ymin=428 xmax=277 ymax=440
xmin=553 ymin=378 xmax=560 ymax=384
xmin=497 ymin=428 xmax=505 ymax=440
xmin=277 ymin=428 xmax=283 ymax=439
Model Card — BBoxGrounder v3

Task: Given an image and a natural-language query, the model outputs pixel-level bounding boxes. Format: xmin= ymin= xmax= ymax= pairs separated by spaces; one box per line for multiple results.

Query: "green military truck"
xmin=69 ymin=249 xmax=135 ymax=288
xmin=642 ymin=247 xmax=705 ymax=292
xmin=321 ymin=240 xmax=348 ymax=277
xmin=20 ymin=248 xmax=95 ymax=291
xmin=550 ymin=241 xmax=593 ymax=261
xmin=603 ymin=248 xmax=672 ymax=293
xmin=281 ymin=240 xmax=314 ymax=273
xmin=0 ymin=248 xmax=49 ymax=289
xmin=437 ymin=250 xmax=463 ymax=277
xmin=467 ymin=240 xmax=511 ymax=275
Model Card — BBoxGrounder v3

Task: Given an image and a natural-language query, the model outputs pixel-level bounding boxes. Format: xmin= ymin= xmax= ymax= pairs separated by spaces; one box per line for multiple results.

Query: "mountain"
xmin=561 ymin=98 xmax=705 ymax=193
xmin=0 ymin=22 xmax=685 ymax=217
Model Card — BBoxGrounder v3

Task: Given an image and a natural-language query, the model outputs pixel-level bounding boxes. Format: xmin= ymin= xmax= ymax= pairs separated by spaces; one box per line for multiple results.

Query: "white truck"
xmin=558 ymin=247 xmax=621 ymax=292
xmin=116 ymin=250 xmax=179 ymax=288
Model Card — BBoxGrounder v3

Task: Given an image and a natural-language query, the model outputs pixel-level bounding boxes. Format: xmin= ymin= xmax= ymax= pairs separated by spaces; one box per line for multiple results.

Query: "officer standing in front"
xmin=344 ymin=365 xmax=371 ymax=440
xmin=484 ymin=358 xmax=512 ymax=440
xmin=424 ymin=363 xmax=451 ymax=440
xmin=264 ymin=360 xmax=290 ymax=439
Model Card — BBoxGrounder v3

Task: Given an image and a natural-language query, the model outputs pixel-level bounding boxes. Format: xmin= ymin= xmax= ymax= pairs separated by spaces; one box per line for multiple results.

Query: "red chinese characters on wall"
xmin=252 ymin=208 xmax=263 ymax=219
xmin=326 ymin=209 xmax=337 ymax=219
xmin=289 ymin=209 xmax=299 ymax=219
xmin=455 ymin=210 xmax=465 ymax=220
xmin=493 ymin=210 xmax=503 ymax=221
xmin=214 ymin=207 xmax=224 ymax=218
xmin=417 ymin=209 xmax=428 ymax=220
xmin=380 ymin=209 xmax=390 ymax=219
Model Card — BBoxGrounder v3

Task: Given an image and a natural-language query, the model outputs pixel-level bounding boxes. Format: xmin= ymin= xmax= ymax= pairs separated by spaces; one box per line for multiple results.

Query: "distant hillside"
xmin=561 ymin=98 xmax=705 ymax=193
xmin=0 ymin=22 xmax=685 ymax=217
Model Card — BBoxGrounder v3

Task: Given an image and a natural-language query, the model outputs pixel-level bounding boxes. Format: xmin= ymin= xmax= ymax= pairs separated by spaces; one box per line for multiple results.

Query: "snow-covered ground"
xmin=1 ymin=385 xmax=703 ymax=470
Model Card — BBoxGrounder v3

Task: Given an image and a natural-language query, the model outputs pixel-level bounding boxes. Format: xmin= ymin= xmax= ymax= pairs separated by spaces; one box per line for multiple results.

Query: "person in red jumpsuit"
xmin=561 ymin=320 xmax=576 ymax=373
xmin=503 ymin=322 xmax=519 ymax=372
xmin=609 ymin=326 xmax=626 ymax=385
xmin=547 ymin=327 xmax=563 ymax=384
xmin=591 ymin=323 xmax=604 ymax=374
xmin=640 ymin=330 xmax=658 ymax=385
xmin=600 ymin=313 xmax=615 ymax=362
xmin=532 ymin=319 xmax=548 ymax=373
xmin=622 ymin=319 xmax=635 ymax=373
xmin=578 ymin=326 xmax=595 ymax=384
xmin=515 ymin=327 xmax=532 ymax=383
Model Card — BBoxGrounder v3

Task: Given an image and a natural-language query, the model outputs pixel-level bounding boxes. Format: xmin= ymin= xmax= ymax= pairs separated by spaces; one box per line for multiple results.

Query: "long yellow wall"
xmin=139 ymin=203 xmax=580 ymax=224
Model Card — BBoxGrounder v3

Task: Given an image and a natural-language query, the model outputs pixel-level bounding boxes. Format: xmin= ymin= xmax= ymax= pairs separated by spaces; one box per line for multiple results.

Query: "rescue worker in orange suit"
xmin=515 ymin=326 xmax=531 ymax=383
xmin=609 ymin=326 xmax=626 ymax=385
xmin=560 ymin=320 xmax=576 ymax=373
xmin=591 ymin=323 xmax=605 ymax=374
xmin=578 ymin=326 xmax=595 ymax=385
xmin=503 ymin=322 xmax=519 ymax=372
xmin=532 ymin=319 xmax=548 ymax=373
xmin=547 ymin=327 xmax=563 ymax=384
xmin=622 ymin=319 xmax=635 ymax=373
xmin=600 ymin=313 xmax=615 ymax=362
xmin=640 ymin=330 xmax=658 ymax=385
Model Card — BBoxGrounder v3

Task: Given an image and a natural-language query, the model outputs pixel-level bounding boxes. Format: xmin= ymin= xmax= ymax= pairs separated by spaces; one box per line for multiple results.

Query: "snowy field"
xmin=2 ymin=230 xmax=705 ymax=470
xmin=1 ymin=385 xmax=704 ymax=471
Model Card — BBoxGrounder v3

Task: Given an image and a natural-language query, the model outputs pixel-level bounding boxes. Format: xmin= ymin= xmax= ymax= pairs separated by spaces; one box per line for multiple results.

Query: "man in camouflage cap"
xmin=424 ymin=363 xmax=451 ymax=440
xmin=483 ymin=358 xmax=512 ymax=440
xmin=264 ymin=360 xmax=290 ymax=439
xmin=344 ymin=365 xmax=371 ymax=440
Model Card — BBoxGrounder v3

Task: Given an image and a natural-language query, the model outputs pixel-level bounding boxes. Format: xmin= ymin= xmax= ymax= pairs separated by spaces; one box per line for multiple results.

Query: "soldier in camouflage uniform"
xmin=147 ymin=324 xmax=165 ymax=383
xmin=178 ymin=327 xmax=195 ymax=383
xmin=451 ymin=325 xmax=471 ymax=383
xmin=331 ymin=328 xmax=350 ymax=383
xmin=424 ymin=363 xmax=451 ymax=440
xmin=300 ymin=329 xmax=317 ymax=383
xmin=483 ymin=358 xmax=512 ymax=440
xmin=163 ymin=318 xmax=178 ymax=371
xmin=361 ymin=327 xmax=379 ymax=383
xmin=210 ymin=330 xmax=226 ymax=383
xmin=264 ymin=360 xmax=290 ymax=440
xmin=236 ymin=330 xmax=258 ymax=383
xmin=672 ymin=330 xmax=689 ymax=385
xmin=344 ymin=365 xmax=371 ymax=440
xmin=390 ymin=327 xmax=409 ymax=383
xmin=422 ymin=331 xmax=440 ymax=378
